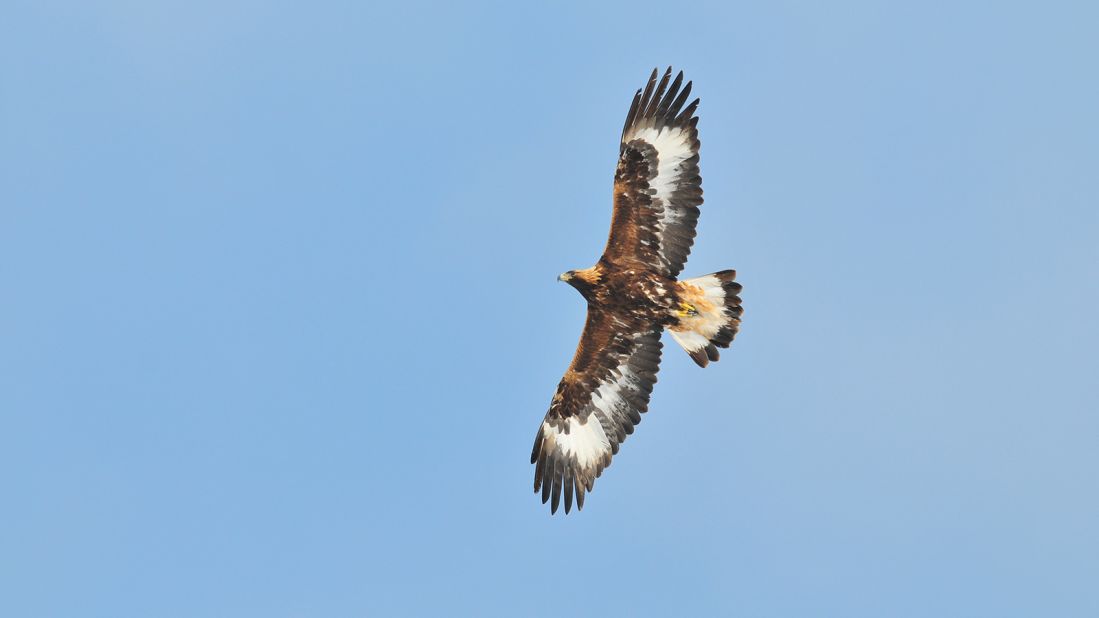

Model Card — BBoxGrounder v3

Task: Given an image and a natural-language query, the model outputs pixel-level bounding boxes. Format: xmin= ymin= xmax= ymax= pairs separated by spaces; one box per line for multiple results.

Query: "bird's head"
xmin=558 ymin=266 xmax=600 ymax=299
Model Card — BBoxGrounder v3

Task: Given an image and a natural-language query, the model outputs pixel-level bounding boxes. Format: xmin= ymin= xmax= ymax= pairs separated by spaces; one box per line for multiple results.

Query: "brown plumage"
xmin=531 ymin=68 xmax=743 ymax=514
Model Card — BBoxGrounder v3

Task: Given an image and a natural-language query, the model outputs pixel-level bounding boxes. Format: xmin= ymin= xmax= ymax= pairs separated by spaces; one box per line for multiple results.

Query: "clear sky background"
xmin=2 ymin=1 xmax=1097 ymax=616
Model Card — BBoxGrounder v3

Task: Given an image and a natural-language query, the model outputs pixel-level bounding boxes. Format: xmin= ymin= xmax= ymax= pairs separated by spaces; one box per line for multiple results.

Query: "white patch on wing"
xmin=625 ymin=125 xmax=697 ymax=269
xmin=570 ymin=352 xmax=653 ymax=466
xmin=541 ymin=415 xmax=610 ymax=470
xmin=593 ymin=363 xmax=638 ymax=415
xmin=627 ymin=125 xmax=694 ymax=205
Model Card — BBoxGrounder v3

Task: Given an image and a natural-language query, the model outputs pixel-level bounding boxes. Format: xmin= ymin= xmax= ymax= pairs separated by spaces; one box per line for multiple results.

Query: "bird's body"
xmin=561 ymin=265 xmax=673 ymax=321
xmin=531 ymin=68 xmax=743 ymax=514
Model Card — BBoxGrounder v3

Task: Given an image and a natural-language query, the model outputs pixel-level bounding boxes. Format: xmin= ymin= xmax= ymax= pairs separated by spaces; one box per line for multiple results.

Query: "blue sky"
xmin=2 ymin=1 xmax=1097 ymax=616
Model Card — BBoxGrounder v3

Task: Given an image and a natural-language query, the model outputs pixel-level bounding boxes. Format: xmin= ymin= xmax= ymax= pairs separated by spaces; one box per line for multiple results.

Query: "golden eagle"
xmin=531 ymin=68 xmax=743 ymax=514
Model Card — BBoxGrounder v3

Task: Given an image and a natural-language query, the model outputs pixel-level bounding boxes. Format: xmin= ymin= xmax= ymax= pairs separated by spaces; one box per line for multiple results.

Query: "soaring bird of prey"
xmin=531 ymin=67 xmax=743 ymax=514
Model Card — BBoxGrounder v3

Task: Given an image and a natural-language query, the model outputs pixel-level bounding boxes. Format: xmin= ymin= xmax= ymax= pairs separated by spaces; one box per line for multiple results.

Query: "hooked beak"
xmin=558 ymin=272 xmax=572 ymax=283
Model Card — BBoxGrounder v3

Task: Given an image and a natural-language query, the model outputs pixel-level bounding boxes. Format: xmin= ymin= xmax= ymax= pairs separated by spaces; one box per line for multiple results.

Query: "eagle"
xmin=531 ymin=67 xmax=743 ymax=514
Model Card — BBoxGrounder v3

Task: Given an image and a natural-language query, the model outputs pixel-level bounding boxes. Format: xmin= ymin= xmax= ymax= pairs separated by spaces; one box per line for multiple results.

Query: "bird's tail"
xmin=668 ymin=270 xmax=743 ymax=367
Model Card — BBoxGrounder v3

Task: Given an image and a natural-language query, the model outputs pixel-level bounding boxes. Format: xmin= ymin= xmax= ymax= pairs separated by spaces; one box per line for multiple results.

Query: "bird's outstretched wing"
xmin=603 ymin=67 xmax=703 ymax=278
xmin=531 ymin=307 xmax=663 ymax=514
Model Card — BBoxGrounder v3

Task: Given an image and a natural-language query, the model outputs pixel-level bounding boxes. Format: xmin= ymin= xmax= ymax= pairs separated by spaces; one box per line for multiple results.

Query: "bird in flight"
xmin=531 ymin=67 xmax=743 ymax=514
